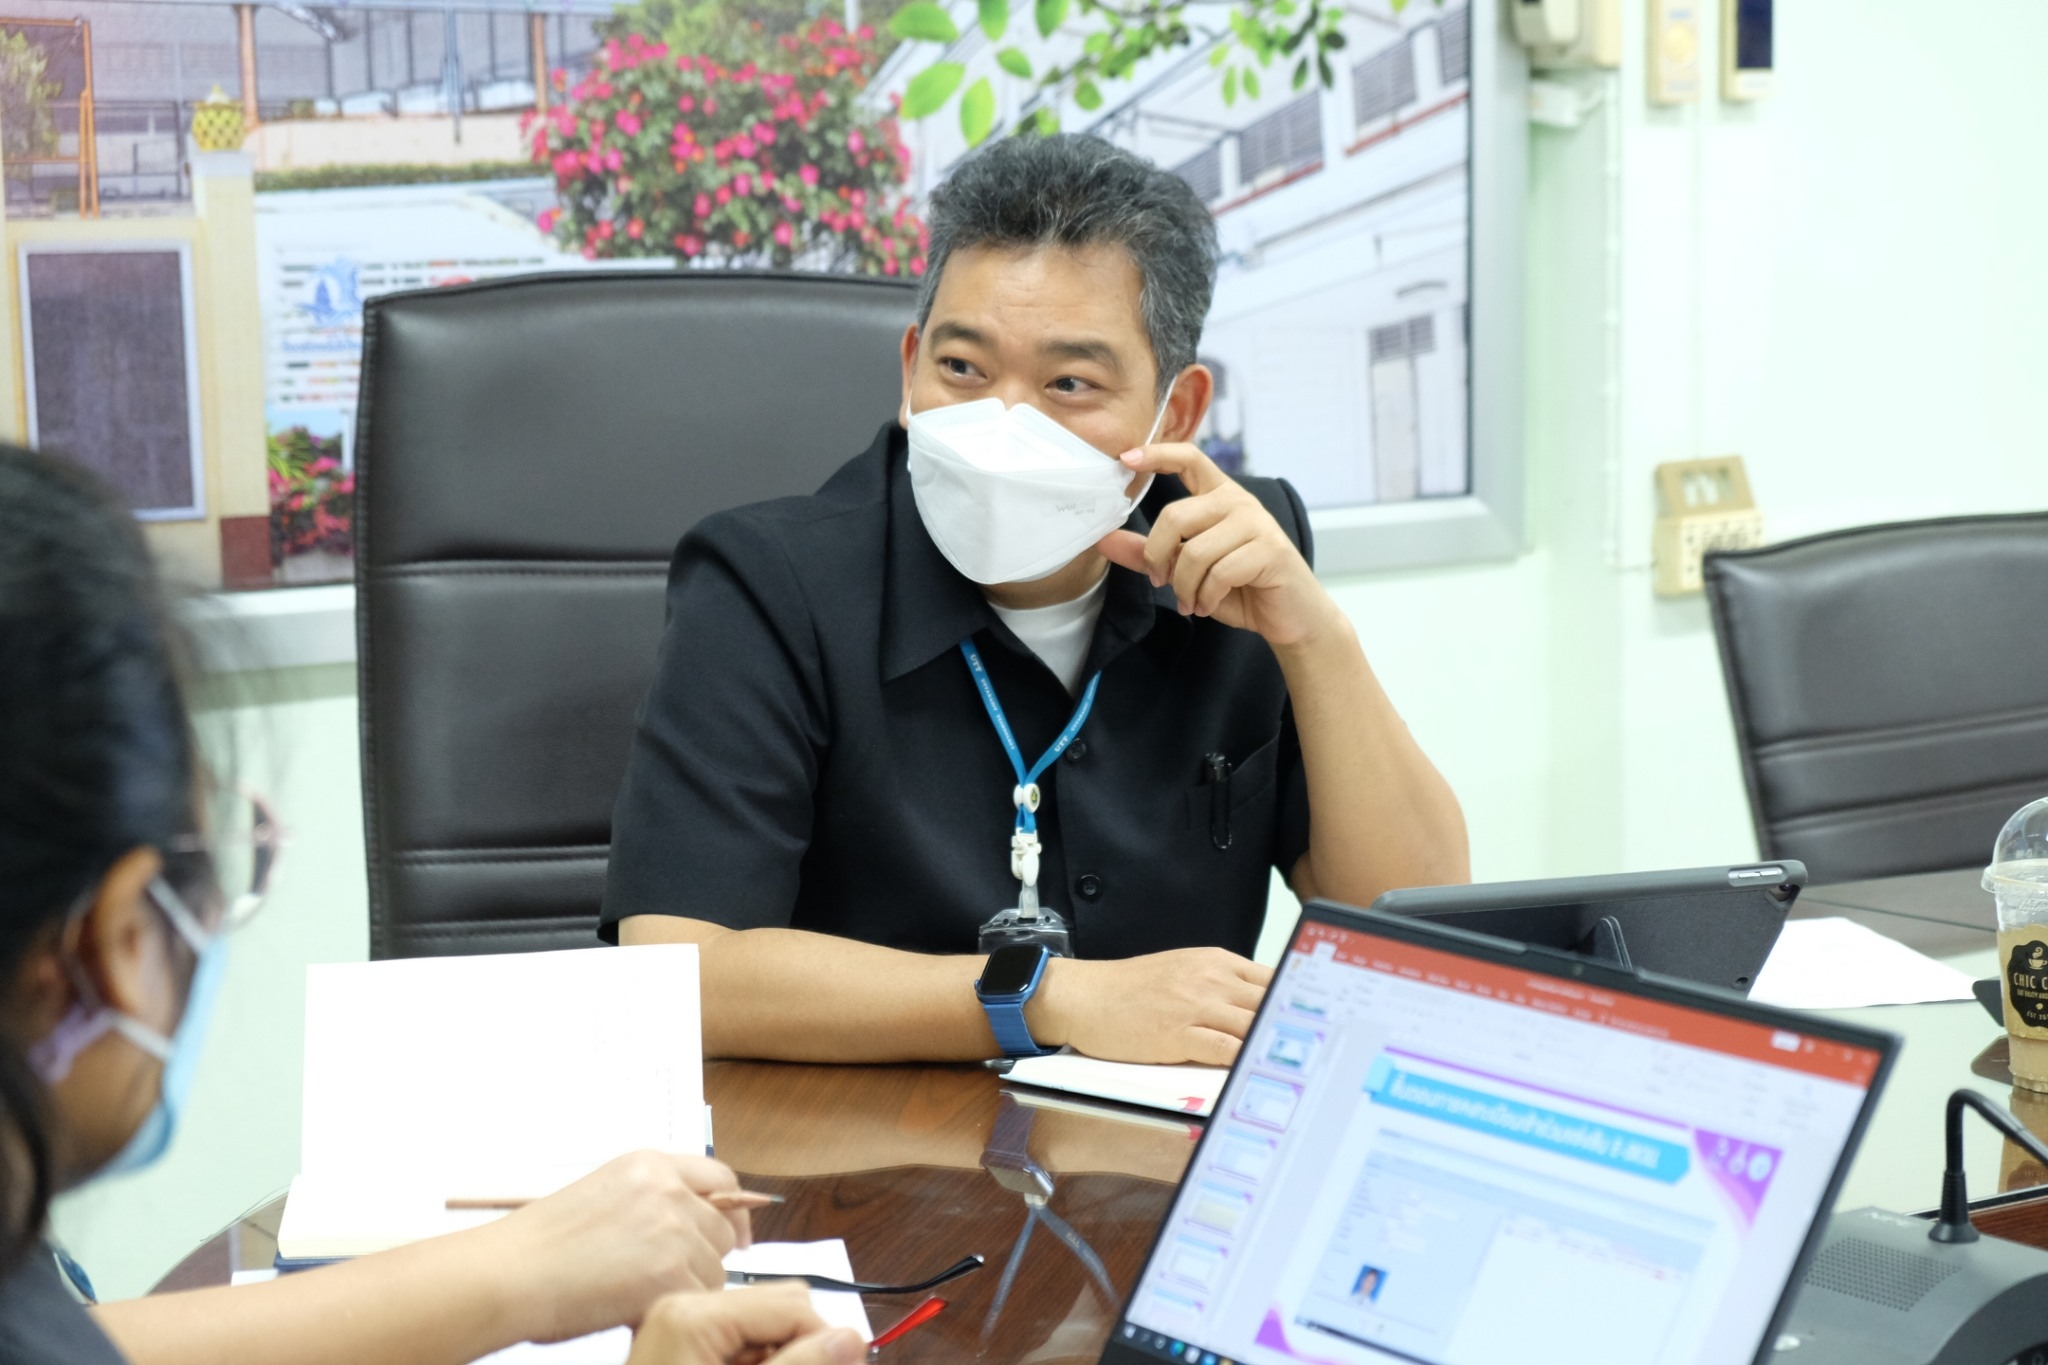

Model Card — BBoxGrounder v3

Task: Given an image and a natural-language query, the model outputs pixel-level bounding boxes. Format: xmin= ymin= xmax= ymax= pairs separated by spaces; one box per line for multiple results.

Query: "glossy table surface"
xmin=155 ymin=866 xmax=2048 ymax=1359
xmin=156 ymin=1060 xmax=1200 ymax=1363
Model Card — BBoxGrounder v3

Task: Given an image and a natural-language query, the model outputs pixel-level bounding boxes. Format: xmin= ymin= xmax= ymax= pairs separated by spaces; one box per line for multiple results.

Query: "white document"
xmin=473 ymin=1241 xmax=872 ymax=1365
xmin=1748 ymin=916 xmax=1978 ymax=1009
xmin=1003 ymin=1051 xmax=1226 ymax=1116
xmin=282 ymin=945 xmax=702 ymax=1260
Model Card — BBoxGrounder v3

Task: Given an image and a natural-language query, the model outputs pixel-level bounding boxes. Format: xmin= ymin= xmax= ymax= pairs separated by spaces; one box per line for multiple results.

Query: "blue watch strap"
xmin=983 ymin=998 xmax=1055 ymax=1058
xmin=978 ymin=949 xmax=1058 ymax=1059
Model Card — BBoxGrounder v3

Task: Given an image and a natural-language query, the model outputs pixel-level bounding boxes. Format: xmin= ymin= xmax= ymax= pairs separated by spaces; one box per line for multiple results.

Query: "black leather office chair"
xmin=1703 ymin=512 xmax=2048 ymax=884
xmin=355 ymin=271 xmax=918 ymax=957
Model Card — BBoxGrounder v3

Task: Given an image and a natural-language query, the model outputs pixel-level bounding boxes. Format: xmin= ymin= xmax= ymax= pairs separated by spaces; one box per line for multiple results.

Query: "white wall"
xmin=55 ymin=0 xmax=2048 ymax=1301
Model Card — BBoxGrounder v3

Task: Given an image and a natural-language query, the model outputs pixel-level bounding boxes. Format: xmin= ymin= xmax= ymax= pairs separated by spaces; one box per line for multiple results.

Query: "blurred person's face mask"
xmin=907 ymin=390 xmax=1173 ymax=586
xmin=29 ymin=876 xmax=229 ymax=1178
xmin=27 ymin=790 xmax=278 ymax=1181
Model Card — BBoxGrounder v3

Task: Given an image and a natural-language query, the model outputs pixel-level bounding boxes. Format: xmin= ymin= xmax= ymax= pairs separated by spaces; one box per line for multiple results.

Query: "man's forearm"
xmin=1274 ymin=612 xmax=1470 ymax=905
xmin=622 ymin=917 xmax=1035 ymax=1062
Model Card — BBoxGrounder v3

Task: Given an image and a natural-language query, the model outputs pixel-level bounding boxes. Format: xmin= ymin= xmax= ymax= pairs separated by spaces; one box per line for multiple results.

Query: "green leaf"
xmin=1073 ymin=77 xmax=1103 ymax=110
xmin=978 ymin=0 xmax=1008 ymax=42
xmin=1032 ymin=105 xmax=1060 ymax=135
xmin=1292 ymin=55 xmax=1309 ymax=89
xmin=960 ymin=76 xmax=996 ymax=144
xmin=1322 ymin=30 xmax=1346 ymax=49
xmin=1243 ymin=67 xmax=1260 ymax=98
xmin=1035 ymin=0 xmax=1068 ymax=38
xmin=1208 ymin=43 xmax=1229 ymax=68
xmin=899 ymin=61 xmax=966 ymax=118
xmin=1083 ymin=30 xmax=1109 ymax=56
xmin=1317 ymin=52 xmax=1333 ymax=86
xmin=889 ymin=2 xmax=959 ymax=43
xmin=1222 ymin=66 xmax=1238 ymax=105
xmin=996 ymin=45 xmax=1033 ymax=78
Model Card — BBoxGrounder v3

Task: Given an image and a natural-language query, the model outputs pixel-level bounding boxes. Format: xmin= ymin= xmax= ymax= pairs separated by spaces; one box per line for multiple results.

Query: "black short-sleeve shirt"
xmin=601 ymin=422 xmax=1314 ymax=960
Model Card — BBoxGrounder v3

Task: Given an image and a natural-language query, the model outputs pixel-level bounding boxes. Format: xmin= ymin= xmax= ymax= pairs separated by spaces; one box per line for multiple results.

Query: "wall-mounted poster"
xmin=4 ymin=0 xmax=1500 ymax=585
xmin=19 ymin=243 xmax=205 ymax=519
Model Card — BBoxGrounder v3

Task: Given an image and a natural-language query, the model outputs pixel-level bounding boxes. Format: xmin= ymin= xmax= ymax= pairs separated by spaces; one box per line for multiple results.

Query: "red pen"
xmin=868 ymin=1295 xmax=946 ymax=1351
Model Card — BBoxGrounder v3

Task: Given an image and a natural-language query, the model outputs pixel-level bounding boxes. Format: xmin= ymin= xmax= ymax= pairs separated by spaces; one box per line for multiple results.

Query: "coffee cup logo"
xmin=2009 ymin=939 xmax=2048 ymax=1030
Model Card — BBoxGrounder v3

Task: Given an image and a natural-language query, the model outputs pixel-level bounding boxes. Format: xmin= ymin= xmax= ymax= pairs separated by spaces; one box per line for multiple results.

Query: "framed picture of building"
xmin=19 ymin=240 xmax=206 ymax=521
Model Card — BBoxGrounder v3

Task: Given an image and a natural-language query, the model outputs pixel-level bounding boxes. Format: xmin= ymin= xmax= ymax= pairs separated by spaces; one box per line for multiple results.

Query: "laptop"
xmin=1370 ymin=862 xmax=1807 ymax=994
xmin=1099 ymin=900 xmax=1896 ymax=1365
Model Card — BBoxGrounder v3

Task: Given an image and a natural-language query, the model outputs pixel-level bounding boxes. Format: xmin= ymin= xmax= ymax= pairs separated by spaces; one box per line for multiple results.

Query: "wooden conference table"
xmin=158 ymin=866 xmax=2047 ymax=1362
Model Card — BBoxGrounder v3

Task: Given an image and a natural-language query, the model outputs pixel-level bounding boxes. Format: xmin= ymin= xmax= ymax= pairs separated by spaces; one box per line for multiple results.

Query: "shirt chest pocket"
xmin=1180 ymin=732 xmax=1282 ymax=851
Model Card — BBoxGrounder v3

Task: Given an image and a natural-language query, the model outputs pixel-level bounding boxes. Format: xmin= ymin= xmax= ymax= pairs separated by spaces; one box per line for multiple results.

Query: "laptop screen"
xmin=1113 ymin=912 xmax=1886 ymax=1365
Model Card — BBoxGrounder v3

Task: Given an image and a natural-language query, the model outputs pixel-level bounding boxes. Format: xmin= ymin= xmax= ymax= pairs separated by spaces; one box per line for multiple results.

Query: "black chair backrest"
xmin=355 ymin=271 xmax=918 ymax=957
xmin=1703 ymin=512 xmax=2048 ymax=883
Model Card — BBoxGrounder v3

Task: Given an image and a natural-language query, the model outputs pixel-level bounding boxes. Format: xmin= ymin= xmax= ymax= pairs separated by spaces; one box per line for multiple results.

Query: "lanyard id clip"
xmin=963 ymin=641 xmax=1097 ymax=957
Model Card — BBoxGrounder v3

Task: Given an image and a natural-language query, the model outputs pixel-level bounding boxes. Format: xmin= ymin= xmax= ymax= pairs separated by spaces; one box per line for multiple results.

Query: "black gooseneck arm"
xmin=1929 ymin=1089 xmax=2048 ymax=1244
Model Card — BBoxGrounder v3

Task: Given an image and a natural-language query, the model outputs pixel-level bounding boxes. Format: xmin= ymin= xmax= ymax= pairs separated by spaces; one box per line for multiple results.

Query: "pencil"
xmin=445 ymin=1191 xmax=785 ymax=1212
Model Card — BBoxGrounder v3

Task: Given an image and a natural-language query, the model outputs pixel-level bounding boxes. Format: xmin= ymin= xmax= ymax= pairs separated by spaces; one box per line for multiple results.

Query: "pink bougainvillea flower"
xmin=799 ymin=163 xmax=819 ymax=187
xmin=850 ymin=187 xmax=866 ymax=208
xmin=627 ymin=218 xmax=644 ymax=239
xmin=595 ymin=81 xmax=612 ymax=98
xmin=596 ymin=220 xmax=614 ymax=240
xmin=782 ymin=195 xmax=801 ymax=212
xmin=703 ymin=96 xmax=718 ymax=114
xmin=582 ymin=246 xmax=597 ymax=260
xmin=604 ymin=149 xmax=623 ymax=171
xmin=732 ymin=228 xmax=751 ymax=248
xmin=733 ymin=173 xmax=752 ymax=196
xmin=677 ymin=93 xmax=695 ymax=112
xmin=536 ymin=207 xmax=558 ymax=232
xmin=694 ymin=192 xmax=711 ymax=217
xmin=734 ymin=134 xmax=756 ymax=158
xmin=847 ymin=128 xmax=865 ymax=155
xmin=616 ymin=111 xmax=641 ymax=136
xmin=910 ymin=255 xmax=927 ymax=276
xmin=715 ymin=184 xmax=732 ymax=204
xmin=882 ymin=256 xmax=899 ymax=275
xmin=773 ymin=221 xmax=794 ymax=247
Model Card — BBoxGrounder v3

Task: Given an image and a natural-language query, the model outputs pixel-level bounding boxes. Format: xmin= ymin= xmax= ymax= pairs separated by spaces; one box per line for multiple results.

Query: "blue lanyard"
xmin=960 ymin=639 xmax=1100 ymax=835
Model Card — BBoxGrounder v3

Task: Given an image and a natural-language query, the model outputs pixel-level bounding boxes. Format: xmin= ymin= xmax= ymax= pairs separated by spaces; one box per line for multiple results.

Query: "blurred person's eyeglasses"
xmin=159 ymin=786 xmax=286 ymax=935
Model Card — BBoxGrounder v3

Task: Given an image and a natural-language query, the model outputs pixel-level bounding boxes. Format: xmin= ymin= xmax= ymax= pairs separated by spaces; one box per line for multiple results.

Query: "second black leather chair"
xmin=355 ymin=270 xmax=917 ymax=956
xmin=1703 ymin=512 xmax=2048 ymax=884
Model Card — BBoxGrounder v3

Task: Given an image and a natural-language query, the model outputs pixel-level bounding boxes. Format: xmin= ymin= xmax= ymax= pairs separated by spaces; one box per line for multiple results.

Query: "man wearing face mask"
xmin=606 ymin=134 xmax=1468 ymax=1066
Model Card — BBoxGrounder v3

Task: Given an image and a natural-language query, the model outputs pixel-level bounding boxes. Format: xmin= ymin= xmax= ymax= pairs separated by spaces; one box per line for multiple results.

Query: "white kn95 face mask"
xmin=906 ymin=394 xmax=1170 ymax=586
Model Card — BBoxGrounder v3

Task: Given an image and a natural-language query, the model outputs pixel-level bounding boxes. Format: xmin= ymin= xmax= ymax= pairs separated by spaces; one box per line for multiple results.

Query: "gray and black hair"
xmin=915 ymin=134 xmax=1219 ymax=399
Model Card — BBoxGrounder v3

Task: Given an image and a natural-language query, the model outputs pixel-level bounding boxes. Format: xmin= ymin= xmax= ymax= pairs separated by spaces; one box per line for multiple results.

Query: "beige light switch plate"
xmin=1648 ymin=0 xmax=1701 ymax=104
xmin=1653 ymin=456 xmax=1765 ymax=595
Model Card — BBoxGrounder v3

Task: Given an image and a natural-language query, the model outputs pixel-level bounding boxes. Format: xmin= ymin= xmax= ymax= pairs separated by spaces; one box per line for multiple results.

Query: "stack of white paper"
xmin=1749 ymin=916 xmax=1978 ymax=1009
xmin=278 ymin=945 xmax=704 ymax=1262
xmin=474 ymin=1241 xmax=872 ymax=1364
xmin=1003 ymin=1052 xmax=1227 ymax=1116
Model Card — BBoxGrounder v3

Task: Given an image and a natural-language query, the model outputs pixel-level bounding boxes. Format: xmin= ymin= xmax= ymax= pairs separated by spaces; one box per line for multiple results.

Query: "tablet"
xmin=1369 ymin=862 xmax=1805 ymax=994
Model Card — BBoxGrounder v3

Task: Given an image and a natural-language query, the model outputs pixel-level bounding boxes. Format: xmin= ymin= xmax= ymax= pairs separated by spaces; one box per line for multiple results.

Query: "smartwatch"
xmin=976 ymin=944 xmax=1059 ymax=1058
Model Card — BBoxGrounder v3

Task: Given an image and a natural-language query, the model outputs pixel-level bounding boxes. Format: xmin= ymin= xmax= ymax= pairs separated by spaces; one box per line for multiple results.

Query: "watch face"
xmin=980 ymin=945 xmax=1046 ymax=997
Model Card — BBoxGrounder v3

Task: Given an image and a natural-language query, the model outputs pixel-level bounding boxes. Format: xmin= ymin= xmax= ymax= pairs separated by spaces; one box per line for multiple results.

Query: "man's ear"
xmin=7 ymin=848 xmax=161 ymax=1044
xmin=1160 ymin=363 xmax=1215 ymax=445
xmin=897 ymin=322 xmax=921 ymax=428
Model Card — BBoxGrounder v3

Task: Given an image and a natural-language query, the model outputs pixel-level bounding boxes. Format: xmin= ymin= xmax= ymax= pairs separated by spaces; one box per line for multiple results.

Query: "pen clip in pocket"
xmin=1204 ymin=752 xmax=1232 ymax=851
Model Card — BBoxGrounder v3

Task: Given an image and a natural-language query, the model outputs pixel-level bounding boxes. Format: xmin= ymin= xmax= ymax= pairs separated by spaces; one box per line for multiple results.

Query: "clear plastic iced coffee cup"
xmin=1987 ymin=796 xmax=2048 ymax=1091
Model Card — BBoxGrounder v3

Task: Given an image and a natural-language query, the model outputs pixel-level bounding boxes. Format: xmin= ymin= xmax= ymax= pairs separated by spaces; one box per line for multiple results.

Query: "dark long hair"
xmin=0 ymin=446 xmax=199 ymax=1266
